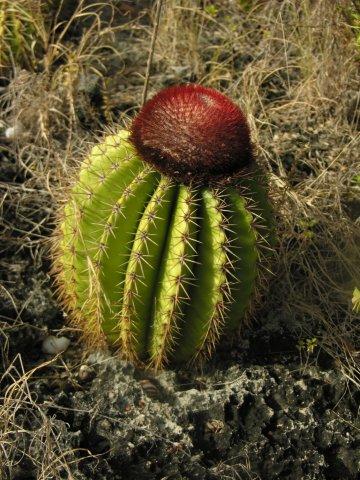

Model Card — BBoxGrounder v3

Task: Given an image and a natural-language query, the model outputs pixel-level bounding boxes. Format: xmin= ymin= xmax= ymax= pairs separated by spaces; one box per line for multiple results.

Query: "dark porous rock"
xmin=33 ymin=353 xmax=359 ymax=480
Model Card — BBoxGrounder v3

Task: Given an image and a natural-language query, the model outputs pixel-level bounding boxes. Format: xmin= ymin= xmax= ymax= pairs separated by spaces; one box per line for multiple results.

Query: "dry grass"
xmin=0 ymin=0 xmax=359 ymax=478
xmin=0 ymin=354 xmax=91 ymax=479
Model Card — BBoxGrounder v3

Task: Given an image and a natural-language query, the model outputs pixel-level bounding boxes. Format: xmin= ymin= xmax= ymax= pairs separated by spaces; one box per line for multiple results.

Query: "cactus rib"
xmin=173 ymin=189 xmax=229 ymax=363
xmin=149 ymin=185 xmax=199 ymax=369
xmin=224 ymin=189 xmax=258 ymax=331
xmin=120 ymin=177 xmax=177 ymax=361
xmin=97 ymin=169 xmax=160 ymax=348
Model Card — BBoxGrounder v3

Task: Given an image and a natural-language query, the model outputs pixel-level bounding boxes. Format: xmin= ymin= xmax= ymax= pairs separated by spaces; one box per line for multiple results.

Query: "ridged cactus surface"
xmin=54 ymin=84 xmax=274 ymax=368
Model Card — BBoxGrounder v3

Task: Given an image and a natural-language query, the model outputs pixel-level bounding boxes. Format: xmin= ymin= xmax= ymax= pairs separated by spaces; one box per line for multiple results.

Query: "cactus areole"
xmin=54 ymin=84 xmax=274 ymax=368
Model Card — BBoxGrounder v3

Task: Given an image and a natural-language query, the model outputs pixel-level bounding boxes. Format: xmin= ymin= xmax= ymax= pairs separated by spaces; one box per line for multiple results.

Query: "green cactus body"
xmin=54 ymin=85 xmax=275 ymax=367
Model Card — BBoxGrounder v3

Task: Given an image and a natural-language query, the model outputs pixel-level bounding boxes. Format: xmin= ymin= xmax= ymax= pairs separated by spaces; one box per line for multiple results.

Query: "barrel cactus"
xmin=53 ymin=84 xmax=275 ymax=368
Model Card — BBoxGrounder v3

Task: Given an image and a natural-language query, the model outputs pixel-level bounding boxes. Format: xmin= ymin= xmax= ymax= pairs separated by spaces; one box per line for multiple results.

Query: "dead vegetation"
xmin=0 ymin=0 xmax=359 ymax=478
xmin=1 ymin=354 xmax=88 ymax=479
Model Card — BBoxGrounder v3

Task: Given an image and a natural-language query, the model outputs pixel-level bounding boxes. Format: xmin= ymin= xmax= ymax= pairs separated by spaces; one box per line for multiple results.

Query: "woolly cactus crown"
xmin=53 ymin=84 xmax=274 ymax=368
xmin=131 ymin=84 xmax=253 ymax=185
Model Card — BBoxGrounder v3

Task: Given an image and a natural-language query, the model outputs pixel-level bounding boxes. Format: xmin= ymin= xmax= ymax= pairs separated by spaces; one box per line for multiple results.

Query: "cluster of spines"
xmin=53 ymin=131 xmax=274 ymax=367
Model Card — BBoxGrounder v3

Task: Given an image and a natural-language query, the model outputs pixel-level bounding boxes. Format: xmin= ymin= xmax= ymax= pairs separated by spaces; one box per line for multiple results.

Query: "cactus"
xmin=53 ymin=84 xmax=275 ymax=368
xmin=0 ymin=0 xmax=43 ymax=69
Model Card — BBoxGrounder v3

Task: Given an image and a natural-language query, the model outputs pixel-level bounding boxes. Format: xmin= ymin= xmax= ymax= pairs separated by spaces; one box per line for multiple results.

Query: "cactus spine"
xmin=53 ymin=84 xmax=274 ymax=367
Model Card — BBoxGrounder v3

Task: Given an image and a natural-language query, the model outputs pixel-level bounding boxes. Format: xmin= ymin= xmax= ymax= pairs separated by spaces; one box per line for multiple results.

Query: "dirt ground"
xmin=0 ymin=1 xmax=359 ymax=479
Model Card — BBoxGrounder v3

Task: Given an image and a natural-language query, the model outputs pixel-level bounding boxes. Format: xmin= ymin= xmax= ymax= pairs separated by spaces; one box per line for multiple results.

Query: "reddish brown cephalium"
xmin=130 ymin=84 xmax=253 ymax=185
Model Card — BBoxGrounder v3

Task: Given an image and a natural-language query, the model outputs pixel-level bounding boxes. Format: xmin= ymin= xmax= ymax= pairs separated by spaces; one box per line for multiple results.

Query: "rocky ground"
xmin=32 ymin=355 xmax=360 ymax=480
xmin=1 ymin=224 xmax=359 ymax=479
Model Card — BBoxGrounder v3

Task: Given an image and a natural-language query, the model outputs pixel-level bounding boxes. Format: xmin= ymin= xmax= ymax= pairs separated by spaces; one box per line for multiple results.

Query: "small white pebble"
xmin=78 ymin=364 xmax=95 ymax=381
xmin=5 ymin=122 xmax=23 ymax=140
xmin=42 ymin=335 xmax=70 ymax=354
